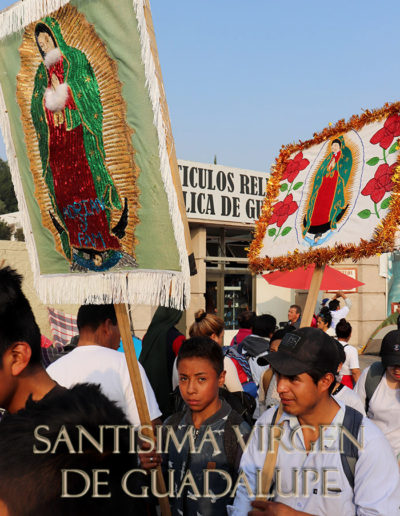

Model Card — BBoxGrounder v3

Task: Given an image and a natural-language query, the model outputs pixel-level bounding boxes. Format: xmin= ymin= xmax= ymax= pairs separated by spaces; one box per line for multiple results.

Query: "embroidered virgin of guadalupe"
xmin=0 ymin=0 xmax=189 ymax=309
xmin=30 ymin=18 xmax=133 ymax=272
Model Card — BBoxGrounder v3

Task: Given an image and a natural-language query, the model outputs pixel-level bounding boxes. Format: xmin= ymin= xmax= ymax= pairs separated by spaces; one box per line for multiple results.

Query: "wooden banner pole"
xmin=300 ymin=265 xmax=325 ymax=328
xmin=115 ymin=303 xmax=171 ymax=516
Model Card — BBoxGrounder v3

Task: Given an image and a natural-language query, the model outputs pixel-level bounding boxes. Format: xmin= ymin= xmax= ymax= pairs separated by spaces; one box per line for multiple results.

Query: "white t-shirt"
xmin=228 ymin=401 xmax=400 ymax=515
xmin=47 ymin=345 xmax=161 ymax=425
xmin=331 ymin=299 xmax=351 ymax=329
xmin=355 ymin=365 xmax=400 ymax=458
xmin=326 ymin=326 xmax=336 ymax=337
xmin=338 ymin=340 xmax=360 ymax=378
xmin=332 ymin=384 xmax=365 ymax=415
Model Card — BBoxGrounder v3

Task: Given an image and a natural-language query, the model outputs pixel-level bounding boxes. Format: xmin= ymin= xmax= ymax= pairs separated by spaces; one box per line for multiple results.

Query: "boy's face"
xmin=178 ymin=357 xmax=225 ymax=418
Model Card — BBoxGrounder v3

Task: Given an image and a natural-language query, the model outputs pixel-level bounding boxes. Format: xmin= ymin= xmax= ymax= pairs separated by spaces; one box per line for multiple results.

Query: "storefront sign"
xmin=178 ymin=160 xmax=268 ymax=224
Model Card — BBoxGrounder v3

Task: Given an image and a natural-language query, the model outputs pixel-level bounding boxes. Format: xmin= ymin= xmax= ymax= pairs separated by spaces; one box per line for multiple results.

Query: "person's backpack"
xmin=364 ymin=361 xmax=385 ymax=413
xmin=167 ymin=406 xmax=249 ymax=477
xmin=223 ymin=346 xmax=258 ymax=397
xmin=268 ymin=404 xmax=363 ymax=490
xmin=168 ymin=386 xmax=256 ymax=426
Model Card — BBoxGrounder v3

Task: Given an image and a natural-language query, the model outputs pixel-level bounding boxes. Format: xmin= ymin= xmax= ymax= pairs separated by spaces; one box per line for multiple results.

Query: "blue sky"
xmin=0 ymin=0 xmax=399 ymax=171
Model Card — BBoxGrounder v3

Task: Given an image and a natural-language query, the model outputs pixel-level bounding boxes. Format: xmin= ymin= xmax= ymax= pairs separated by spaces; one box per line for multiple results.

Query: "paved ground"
xmin=359 ymin=353 xmax=378 ymax=371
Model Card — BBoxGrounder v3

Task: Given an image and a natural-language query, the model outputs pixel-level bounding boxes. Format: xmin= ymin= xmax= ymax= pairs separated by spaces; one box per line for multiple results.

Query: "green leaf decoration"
xmin=358 ymin=209 xmax=371 ymax=219
xmin=281 ymin=227 xmax=292 ymax=237
xmin=280 ymin=183 xmax=288 ymax=192
xmin=381 ymin=197 xmax=391 ymax=210
xmin=366 ymin=157 xmax=380 ymax=166
xmin=389 ymin=141 xmax=398 ymax=155
xmin=293 ymin=182 xmax=303 ymax=191
xmin=268 ymin=227 xmax=276 ymax=237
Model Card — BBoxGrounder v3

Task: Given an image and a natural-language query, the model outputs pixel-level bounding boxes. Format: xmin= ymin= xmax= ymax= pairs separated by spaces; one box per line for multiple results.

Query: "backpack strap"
xmin=224 ymin=409 xmax=246 ymax=477
xmin=225 ymin=347 xmax=254 ymax=382
xmin=262 ymin=368 xmax=274 ymax=399
xmin=365 ymin=361 xmax=385 ymax=413
xmin=340 ymin=405 xmax=363 ymax=489
xmin=233 ymin=335 xmax=238 ymax=346
xmin=258 ymin=404 xmax=283 ymax=499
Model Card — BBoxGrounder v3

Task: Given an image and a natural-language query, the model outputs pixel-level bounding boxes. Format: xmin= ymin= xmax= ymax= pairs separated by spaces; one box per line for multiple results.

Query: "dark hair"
xmin=0 ymin=267 xmax=41 ymax=366
xmin=34 ymin=23 xmax=57 ymax=58
xmin=0 ymin=383 xmax=139 ymax=515
xmin=329 ymin=299 xmax=340 ymax=311
xmin=336 ymin=318 xmax=352 ymax=340
xmin=176 ymin=337 xmax=224 ymax=376
xmin=335 ymin=339 xmax=346 ymax=365
xmin=307 ymin=368 xmax=337 ymax=394
xmin=289 ymin=305 xmax=302 ymax=316
xmin=332 ymin=138 xmax=342 ymax=147
xmin=77 ymin=304 xmax=117 ymax=332
xmin=318 ymin=307 xmax=332 ymax=327
xmin=270 ymin=326 xmax=295 ymax=344
xmin=237 ymin=310 xmax=256 ymax=329
xmin=189 ymin=310 xmax=224 ymax=339
xmin=253 ymin=314 xmax=277 ymax=338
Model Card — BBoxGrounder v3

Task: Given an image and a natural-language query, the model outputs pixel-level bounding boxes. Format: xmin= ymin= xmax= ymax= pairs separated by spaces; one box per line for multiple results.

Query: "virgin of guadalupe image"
xmin=302 ymin=136 xmax=352 ymax=246
xmin=30 ymin=18 xmax=132 ymax=272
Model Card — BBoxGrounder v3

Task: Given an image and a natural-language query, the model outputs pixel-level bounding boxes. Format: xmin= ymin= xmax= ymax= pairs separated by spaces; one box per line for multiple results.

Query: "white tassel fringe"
xmin=0 ymin=0 xmax=70 ymax=40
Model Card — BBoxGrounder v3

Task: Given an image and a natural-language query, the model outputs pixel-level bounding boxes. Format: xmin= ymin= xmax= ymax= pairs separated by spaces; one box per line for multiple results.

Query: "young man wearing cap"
xmin=228 ymin=328 xmax=400 ymax=515
xmin=354 ymin=329 xmax=400 ymax=463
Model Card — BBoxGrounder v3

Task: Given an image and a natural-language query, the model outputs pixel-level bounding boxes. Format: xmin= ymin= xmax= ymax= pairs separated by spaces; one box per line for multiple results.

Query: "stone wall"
xmin=0 ymin=241 xmax=79 ymax=338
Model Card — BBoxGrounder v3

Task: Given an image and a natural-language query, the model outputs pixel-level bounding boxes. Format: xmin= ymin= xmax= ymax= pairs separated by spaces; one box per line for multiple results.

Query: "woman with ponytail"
xmin=317 ymin=307 xmax=336 ymax=337
xmin=174 ymin=309 xmax=243 ymax=392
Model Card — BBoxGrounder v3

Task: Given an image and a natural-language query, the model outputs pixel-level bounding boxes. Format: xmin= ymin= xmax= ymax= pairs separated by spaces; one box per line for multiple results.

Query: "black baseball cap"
xmin=380 ymin=330 xmax=400 ymax=367
xmin=265 ymin=327 xmax=340 ymax=376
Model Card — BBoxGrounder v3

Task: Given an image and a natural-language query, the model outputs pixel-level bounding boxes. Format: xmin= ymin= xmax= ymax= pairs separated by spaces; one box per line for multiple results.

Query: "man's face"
xmin=276 ymin=371 xmax=328 ymax=417
xmin=178 ymin=357 xmax=225 ymax=417
xmin=288 ymin=308 xmax=299 ymax=323
xmin=386 ymin=365 xmax=400 ymax=383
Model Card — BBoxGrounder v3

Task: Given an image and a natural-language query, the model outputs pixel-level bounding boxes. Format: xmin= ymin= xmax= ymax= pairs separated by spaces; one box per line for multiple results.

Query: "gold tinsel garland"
xmin=249 ymin=102 xmax=400 ymax=273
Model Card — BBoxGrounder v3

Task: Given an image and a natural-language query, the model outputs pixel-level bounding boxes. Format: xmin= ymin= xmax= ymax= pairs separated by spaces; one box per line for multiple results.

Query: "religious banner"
xmin=249 ymin=103 xmax=400 ymax=272
xmin=0 ymin=0 xmax=190 ymax=308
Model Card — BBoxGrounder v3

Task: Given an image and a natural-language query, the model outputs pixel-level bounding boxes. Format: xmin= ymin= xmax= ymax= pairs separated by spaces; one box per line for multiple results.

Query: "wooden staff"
xmin=115 ymin=304 xmax=171 ymax=516
xmin=300 ymin=265 xmax=325 ymax=328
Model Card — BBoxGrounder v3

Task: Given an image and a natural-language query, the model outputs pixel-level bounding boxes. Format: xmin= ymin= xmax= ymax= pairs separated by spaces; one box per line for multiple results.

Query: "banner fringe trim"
xmin=132 ymin=0 xmax=191 ymax=307
xmin=0 ymin=0 xmax=70 ymax=40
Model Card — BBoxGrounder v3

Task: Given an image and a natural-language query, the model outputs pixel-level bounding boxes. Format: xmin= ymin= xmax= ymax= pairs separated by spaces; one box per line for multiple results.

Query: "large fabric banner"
xmin=249 ymin=103 xmax=400 ymax=272
xmin=0 ymin=0 xmax=190 ymax=308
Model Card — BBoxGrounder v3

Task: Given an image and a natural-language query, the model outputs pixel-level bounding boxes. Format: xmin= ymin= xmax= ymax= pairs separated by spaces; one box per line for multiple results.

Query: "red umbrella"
xmin=263 ymin=264 xmax=364 ymax=291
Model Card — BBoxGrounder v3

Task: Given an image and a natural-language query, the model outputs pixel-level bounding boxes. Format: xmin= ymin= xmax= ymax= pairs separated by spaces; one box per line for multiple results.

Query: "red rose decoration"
xmin=361 ymin=163 xmax=395 ymax=203
xmin=269 ymin=194 xmax=298 ymax=227
xmin=370 ymin=115 xmax=400 ymax=150
xmin=281 ymin=152 xmax=309 ymax=183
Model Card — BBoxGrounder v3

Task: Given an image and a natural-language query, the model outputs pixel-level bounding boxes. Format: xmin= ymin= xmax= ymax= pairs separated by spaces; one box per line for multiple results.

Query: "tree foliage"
xmin=0 ymin=220 xmax=12 ymax=240
xmin=0 ymin=159 xmax=17 ymax=214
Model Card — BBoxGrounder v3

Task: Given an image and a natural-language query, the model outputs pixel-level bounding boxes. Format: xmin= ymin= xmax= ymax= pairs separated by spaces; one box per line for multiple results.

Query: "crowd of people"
xmin=0 ymin=266 xmax=399 ymax=515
